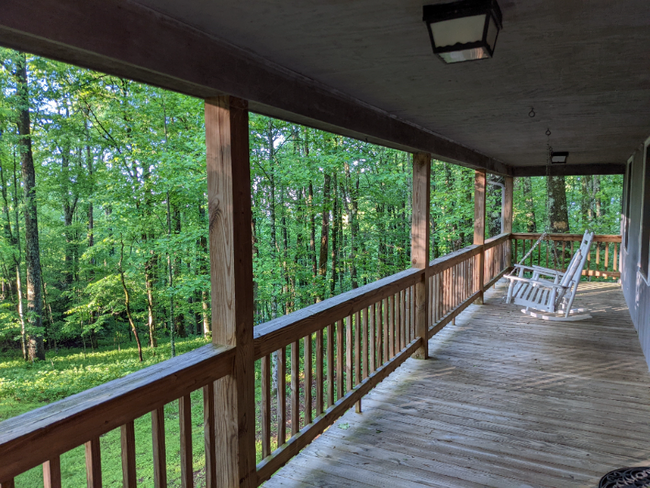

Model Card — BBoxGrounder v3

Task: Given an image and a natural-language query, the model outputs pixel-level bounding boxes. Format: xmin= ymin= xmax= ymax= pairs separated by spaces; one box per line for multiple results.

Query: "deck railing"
xmin=511 ymin=233 xmax=622 ymax=279
xmin=0 ymin=238 xmax=513 ymax=488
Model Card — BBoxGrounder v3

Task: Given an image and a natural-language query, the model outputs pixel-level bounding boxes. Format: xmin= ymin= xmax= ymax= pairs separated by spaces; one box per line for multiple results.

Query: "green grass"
xmin=1 ymin=337 xmax=213 ymax=487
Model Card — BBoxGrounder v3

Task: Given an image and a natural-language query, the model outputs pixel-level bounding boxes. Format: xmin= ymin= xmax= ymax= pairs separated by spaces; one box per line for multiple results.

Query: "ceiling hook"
xmin=529 ymin=108 xmax=536 ymax=118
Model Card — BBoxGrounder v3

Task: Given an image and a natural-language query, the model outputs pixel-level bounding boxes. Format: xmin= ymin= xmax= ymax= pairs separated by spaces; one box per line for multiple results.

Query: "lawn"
xmin=1 ymin=338 xmax=214 ymax=487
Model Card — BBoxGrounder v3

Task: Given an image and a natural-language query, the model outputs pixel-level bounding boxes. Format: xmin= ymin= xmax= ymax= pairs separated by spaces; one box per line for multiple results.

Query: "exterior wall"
xmin=621 ymin=139 xmax=650 ymax=370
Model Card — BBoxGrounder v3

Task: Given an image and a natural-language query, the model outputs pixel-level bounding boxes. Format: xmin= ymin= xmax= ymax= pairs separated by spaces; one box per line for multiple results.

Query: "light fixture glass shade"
xmin=439 ymin=47 xmax=490 ymax=63
xmin=423 ymin=0 xmax=503 ymax=64
xmin=431 ymin=14 xmax=487 ymax=48
xmin=550 ymin=152 xmax=569 ymax=164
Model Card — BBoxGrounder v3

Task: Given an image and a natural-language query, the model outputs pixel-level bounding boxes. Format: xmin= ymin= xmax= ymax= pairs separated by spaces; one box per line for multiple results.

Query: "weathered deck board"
xmin=264 ymin=281 xmax=650 ymax=487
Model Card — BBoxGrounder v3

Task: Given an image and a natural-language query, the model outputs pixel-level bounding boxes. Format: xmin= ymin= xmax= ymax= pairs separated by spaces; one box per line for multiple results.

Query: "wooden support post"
xmin=205 ymin=96 xmax=256 ymax=488
xmin=503 ymin=176 xmax=513 ymax=267
xmin=474 ymin=170 xmax=486 ymax=304
xmin=412 ymin=152 xmax=430 ymax=359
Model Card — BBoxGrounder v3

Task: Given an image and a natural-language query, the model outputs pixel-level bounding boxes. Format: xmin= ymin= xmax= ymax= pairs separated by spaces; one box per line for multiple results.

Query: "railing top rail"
xmin=484 ymin=232 xmax=511 ymax=250
xmin=0 ymin=343 xmax=235 ymax=481
xmin=254 ymin=267 xmax=423 ymax=359
xmin=428 ymin=244 xmax=481 ymax=275
xmin=511 ymin=233 xmax=621 ymax=243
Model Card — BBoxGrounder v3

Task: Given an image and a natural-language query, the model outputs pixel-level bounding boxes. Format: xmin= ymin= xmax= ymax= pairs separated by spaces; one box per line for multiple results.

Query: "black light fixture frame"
xmin=423 ymin=0 xmax=503 ymax=62
xmin=551 ymin=151 xmax=569 ymax=164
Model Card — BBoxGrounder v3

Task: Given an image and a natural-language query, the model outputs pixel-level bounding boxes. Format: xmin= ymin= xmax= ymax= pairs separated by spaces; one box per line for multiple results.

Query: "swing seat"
xmin=505 ymin=230 xmax=594 ymax=321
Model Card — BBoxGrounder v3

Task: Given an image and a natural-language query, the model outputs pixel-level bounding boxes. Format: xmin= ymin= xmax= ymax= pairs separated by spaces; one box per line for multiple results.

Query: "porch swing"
xmin=504 ymin=229 xmax=594 ymax=321
xmin=504 ymin=130 xmax=594 ymax=320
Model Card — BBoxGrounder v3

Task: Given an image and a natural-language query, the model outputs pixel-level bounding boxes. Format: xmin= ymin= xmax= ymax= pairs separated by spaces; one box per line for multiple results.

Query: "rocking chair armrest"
xmin=505 ymin=275 xmax=568 ymax=291
xmin=531 ymin=265 xmax=565 ymax=276
xmin=513 ymin=263 xmax=535 ymax=272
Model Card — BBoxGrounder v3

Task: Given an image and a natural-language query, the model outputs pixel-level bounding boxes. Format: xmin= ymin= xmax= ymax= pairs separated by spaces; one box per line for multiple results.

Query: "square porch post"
xmin=503 ymin=176 xmax=514 ymax=267
xmin=474 ymin=170 xmax=486 ymax=304
xmin=412 ymin=152 xmax=431 ymax=359
xmin=205 ymin=96 xmax=257 ymax=488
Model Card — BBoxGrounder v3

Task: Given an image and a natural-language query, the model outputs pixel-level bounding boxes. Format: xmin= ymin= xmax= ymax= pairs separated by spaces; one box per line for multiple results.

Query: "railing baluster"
xmin=514 ymin=238 xmax=518 ymax=264
xmin=346 ymin=315 xmax=353 ymax=394
xmin=203 ymin=382 xmax=216 ymax=488
xmin=605 ymin=242 xmax=610 ymax=272
xmin=0 ymin=479 xmax=15 ymax=488
xmin=362 ymin=307 xmax=369 ymax=380
xmin=261 ymin=355 xmax=271 ymax=458
xmin=291 ymin=340 xmax=300 ymax=436
xmin=179 ymin=394 xmax=193 ymax=488
xmin=336 ymin=319 xmax=344 ymax=400
xmin=614 ymin=243 xmax=618 ymax=272
xmin=120 ymin=421 xmax=137 ymax=488
xmin=384 ymin=296 xmax=395 ymax=361
xmin=85 ymin=436 xmax=102 ymax=488
xmin=327 ymin=324 xmax=334 ymax=408
xmin=399 ymin=291 xmax=405 ymax=350
xmin=354 ymin=311 xmax=362 ymax=413
xmin=152 ymin=406 xmax=167 ymax=488
xmin=382 ymin=298 xmax=388 ymax=364
xmin=438 ymin=272 xmax=443 ymax=320
xmin=277 ymin=346 xmax=286 ymax=445
xmin=43 ymin=455 xmax=62 ymax=488
xmin=369 ymin=303 xmax=376 ymax=374
xmin=596 ymin=242 xmax=601 ymax=274
xmin=316 ymin=328 xmax=324 ymax=415
xmin=304 ymin=334 xmax=313 ymax=425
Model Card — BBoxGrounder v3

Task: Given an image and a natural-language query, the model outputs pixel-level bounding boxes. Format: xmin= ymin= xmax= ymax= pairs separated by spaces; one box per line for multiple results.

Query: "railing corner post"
xmin=474 ymin=170 xmax=486 ymax=304
xmin=504 ymin=176 xmax=514 ymax=268
xmin=412 ymin=152 xmax=430 ymax=359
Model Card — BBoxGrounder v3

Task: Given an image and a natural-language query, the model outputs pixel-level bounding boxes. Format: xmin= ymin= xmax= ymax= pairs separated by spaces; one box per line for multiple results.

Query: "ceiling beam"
xmin=0 ymin=0 xmax=512 ymax=176
xmin=513 ymin=164 xmax=626 ymax=177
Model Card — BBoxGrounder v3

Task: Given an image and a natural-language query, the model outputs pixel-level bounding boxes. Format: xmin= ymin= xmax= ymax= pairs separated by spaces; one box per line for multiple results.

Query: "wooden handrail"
xmin=427 ymin=244 xmax=482 ymax=276
xmin=484 ymin=232 xmax=511 ymax=249
xmin=0 ymin=344 xmax=235 ymax=481
xmin=253 ymin=267 xmax=423 ymax=360
xmin=511 ymin=233 xmax=621 ymax=243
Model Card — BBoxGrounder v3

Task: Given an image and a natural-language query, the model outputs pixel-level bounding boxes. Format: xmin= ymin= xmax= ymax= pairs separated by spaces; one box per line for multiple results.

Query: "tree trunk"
xmin=145 ymin=258 xmax=157 ymax=347
xmin=521 ymin=177 xmax=537 ymax=232
xmin=172 ymin=205 xmax=186 ymax=337
xmin=547 ymin=175 xmax=569 ymax=233
xmin=308 ymin=181 xmax=317 ymax=282
xmin=16 ymin=53 xmax=44 ymax=361
xmin=166 ymin=192 xmax=176 ymax=357
xmin=119 ymin=240 xmax=143 ymax=362
xmin=330 ymin=174 xmax=338 ymax=296
xmin=198 ymin=204 xmax=211 ymax=337
xmin=318 ymin=173 xmax=331 ymax=299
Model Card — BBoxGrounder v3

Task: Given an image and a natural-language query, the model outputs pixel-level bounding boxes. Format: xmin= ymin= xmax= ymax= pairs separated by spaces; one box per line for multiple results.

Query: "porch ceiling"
xmin=2 ymin=0 xmax=648 ymax=173
xmin=133 ymin=0 xmax=649 ymax=168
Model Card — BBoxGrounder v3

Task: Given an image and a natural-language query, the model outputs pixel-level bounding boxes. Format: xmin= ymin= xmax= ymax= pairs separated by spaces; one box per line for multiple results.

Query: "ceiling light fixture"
xmin=423 ymin=0 xmax=503 ymax=64
xmin=550 ymin=151 xmax=569 ymax=164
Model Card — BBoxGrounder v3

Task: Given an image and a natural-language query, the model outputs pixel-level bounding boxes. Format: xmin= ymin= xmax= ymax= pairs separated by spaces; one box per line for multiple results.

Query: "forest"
xmin=0 ymin=49 xmax=621 ymax=408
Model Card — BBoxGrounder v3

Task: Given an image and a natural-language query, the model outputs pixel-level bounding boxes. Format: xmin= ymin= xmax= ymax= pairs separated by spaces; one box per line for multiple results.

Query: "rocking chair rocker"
xmin=505 ymin=230 xmax=594 ymax=321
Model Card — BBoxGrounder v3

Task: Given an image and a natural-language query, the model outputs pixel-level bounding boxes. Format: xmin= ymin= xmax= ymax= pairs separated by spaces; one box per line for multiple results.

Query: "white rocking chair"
xmin=505 ymin=230 xmax=594 ymax=321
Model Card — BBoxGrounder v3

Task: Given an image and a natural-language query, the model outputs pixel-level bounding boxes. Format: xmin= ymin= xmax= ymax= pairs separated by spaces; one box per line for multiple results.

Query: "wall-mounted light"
xmin=551 ymin=151 xmax=569 ymax=164
xmin=423 ymin=0 xmax=503 ymax=64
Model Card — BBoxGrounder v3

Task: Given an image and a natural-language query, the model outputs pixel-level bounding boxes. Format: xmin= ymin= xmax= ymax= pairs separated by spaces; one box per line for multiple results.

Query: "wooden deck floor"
xmin=264 ymin=281 xmax=650 ymax=488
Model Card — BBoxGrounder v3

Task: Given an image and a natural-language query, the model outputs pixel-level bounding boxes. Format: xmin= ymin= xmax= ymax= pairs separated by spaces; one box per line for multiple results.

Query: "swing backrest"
xmin=559 ymin=231 xmax=594 ymax=288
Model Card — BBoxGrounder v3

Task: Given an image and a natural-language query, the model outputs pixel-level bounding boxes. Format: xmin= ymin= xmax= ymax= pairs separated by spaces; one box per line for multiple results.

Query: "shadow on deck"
xmin=265 ymin=280 xmax=650 ymax=488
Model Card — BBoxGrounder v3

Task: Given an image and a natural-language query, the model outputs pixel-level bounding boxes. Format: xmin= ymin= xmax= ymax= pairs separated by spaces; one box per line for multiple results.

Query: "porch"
xmin=267 ymin=280 xmax=650 ymax=488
